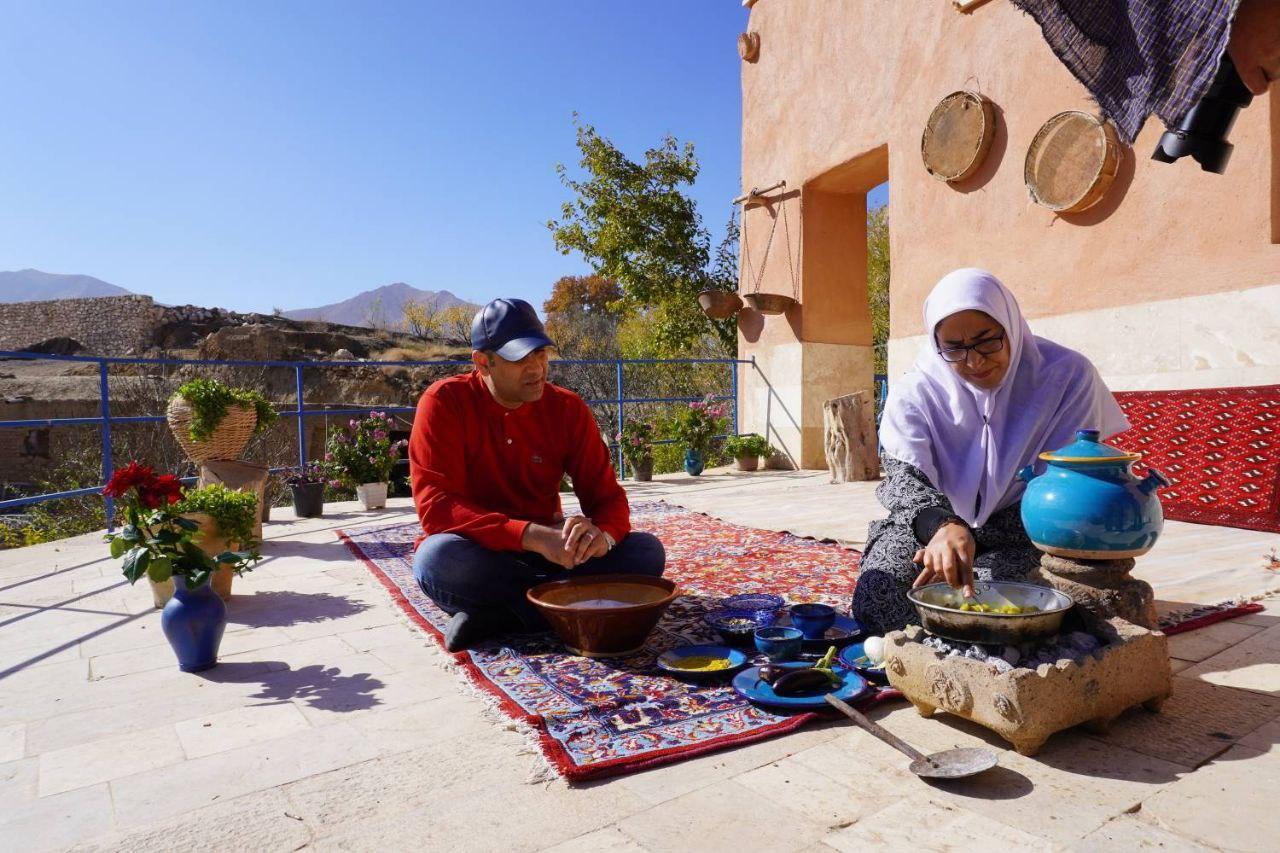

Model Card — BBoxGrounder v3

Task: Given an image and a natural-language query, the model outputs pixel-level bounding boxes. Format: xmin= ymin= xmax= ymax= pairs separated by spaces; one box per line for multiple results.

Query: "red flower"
xmin=138 ymin=474 xmax=184 ymax=508
xmin=102 ymin=461 xmax=155 ymax=498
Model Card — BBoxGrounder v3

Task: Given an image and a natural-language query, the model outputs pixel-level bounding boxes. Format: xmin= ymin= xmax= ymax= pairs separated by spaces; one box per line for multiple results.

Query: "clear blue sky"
xmin=0 ymin=1 xmax=886 ymax=314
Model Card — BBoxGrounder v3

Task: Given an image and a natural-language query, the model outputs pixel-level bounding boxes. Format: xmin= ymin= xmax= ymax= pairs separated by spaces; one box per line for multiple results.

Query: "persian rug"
xmin=337 ymin=501 xmax=893 ymax=783
xmin=1112 ymin=385 xmax=1280 ymax=534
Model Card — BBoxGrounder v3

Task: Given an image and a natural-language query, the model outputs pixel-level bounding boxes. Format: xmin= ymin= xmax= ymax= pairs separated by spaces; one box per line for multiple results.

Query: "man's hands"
xmin=521 ymin=516 xmax=609 ymax=568
xmin=911 ymin=521 xmax=976 ymax=598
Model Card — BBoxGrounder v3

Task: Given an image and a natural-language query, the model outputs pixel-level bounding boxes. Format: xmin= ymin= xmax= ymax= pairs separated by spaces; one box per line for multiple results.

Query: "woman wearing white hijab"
xmin=852 ymin=268 xmax=1129 ymax=635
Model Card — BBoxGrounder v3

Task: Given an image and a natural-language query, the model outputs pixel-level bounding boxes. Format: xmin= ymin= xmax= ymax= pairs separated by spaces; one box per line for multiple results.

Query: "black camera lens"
xmin=1152 ymin=55 xmax=1254 ymax=174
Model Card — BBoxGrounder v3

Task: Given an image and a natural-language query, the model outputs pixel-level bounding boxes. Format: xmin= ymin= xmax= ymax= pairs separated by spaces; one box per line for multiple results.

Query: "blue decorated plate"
xmin=657 ymin=644 xmax=749 ymax=678
xmin=838 ymin=642 xmax=889 ymax=685
xmin=732 ymin=661 xmax=870 ymax=710
xmin=774 ymin=612 xmax=865 ymax=650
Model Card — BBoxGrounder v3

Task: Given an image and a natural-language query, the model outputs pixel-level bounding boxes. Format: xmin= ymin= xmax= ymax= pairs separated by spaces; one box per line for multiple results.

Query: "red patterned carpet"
xmin=338 ymin=502 xmax=897 ymax=782
xmin=1113 ymin=385 xmax=1280 ymax=534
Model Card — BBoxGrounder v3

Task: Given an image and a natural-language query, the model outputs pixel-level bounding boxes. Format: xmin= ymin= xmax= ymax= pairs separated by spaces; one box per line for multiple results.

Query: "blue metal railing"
xmin=0 ymin=351 xmax=753 ymax=528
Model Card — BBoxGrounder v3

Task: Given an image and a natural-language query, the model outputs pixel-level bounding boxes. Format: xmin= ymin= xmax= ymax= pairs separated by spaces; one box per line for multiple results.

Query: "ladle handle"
xmin=824 ymin=694 xmax=932 ymax=764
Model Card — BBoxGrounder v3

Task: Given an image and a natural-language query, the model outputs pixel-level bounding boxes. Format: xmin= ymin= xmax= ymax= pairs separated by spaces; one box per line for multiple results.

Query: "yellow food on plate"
xmin=667 ymin=655 xmax=733 ymax=671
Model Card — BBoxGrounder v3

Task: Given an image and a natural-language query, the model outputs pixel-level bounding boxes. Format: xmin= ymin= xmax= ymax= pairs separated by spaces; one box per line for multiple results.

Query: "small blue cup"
xmin=754 ymin=626 xmax=803 ymax=662
xmin=788 ymin=603 xmax=836 ymax=640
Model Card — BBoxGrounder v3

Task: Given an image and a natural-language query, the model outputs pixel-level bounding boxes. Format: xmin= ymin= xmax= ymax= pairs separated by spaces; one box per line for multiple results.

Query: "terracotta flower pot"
xmin=736 ymin=455 xmax=759 ymax=472
xmin=184 ymin=512 xmax=239 ymax=602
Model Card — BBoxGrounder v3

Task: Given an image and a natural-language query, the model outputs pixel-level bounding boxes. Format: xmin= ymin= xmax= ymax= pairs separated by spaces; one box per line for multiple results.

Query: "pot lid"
xmin=1039 ymin=429 xmax=1141 ymax=464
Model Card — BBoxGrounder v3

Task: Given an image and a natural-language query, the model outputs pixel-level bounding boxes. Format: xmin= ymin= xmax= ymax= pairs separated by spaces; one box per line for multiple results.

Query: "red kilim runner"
xmin=1112 ymin=385 xmax=1280 ymax=534
xmin=337 ymin=502 xmax=900 ymax=783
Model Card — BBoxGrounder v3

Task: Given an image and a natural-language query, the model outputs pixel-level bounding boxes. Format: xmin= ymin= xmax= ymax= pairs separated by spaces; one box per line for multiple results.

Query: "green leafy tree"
xmin=867 ymin=205 xmax=890 ymax=374
xmin=548 ymin=120 xmax=736 ymax=357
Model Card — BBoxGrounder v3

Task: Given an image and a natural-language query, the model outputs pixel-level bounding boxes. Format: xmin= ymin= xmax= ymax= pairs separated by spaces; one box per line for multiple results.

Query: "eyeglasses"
xmin=937 ymin=333 xmax=1005 ymax=364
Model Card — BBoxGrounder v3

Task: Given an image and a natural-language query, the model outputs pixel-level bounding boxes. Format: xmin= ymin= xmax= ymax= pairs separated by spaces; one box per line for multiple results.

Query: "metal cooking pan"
xmin=907 ymin=581 xmax=1073 ymax=646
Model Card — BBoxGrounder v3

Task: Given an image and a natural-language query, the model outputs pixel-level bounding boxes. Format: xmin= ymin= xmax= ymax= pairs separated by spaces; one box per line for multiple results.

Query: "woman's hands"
xmin=912 ymin=521 xmax=976 ymax=598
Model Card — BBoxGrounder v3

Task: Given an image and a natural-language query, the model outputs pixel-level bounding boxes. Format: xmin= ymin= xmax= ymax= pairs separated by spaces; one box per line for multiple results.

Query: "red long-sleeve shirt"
xmin=408 ymin=370 xmax=631 ymax=551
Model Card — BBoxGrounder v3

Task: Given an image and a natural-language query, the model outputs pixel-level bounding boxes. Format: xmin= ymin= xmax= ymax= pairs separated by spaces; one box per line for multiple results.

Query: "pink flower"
xmin=368 ymin=455 xmax=377 ymax=464
xmin=324 ymin=453 xmax=333 ymax=461
xmin=328 ymin=479 xmax=342 ymax=488
xmin=349 ymin=419 xmax=358 ymax=429
xmin=373 ymin=429 xmax=387 ymax=441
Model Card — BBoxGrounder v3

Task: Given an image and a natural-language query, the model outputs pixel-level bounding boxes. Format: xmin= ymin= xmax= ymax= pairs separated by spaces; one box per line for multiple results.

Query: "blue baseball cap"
xmin=470 ymin=298 xmax=557 ymax=361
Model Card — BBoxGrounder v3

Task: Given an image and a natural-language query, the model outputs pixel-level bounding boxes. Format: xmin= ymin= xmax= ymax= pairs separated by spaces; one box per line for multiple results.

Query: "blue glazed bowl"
xmin=754 ymin=626 xmax=803 ymax=662
xmin=720 ymin=593 xmax=785 ymax=614
xmin=787 ymin=603 xmax=836 ymax=639
xmin=1018 ymin=429 xmax=1170 ymax=560
xmin=703 ymin=608 xmax=777 ymax=647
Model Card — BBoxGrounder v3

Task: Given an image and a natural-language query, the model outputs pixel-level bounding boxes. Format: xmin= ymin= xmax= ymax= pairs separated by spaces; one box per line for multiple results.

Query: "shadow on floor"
xmin=256 ymin=537 xmax=365 ymax=564
xmin=225 ymin=590 xmax=372 ymax=628
xmin=198 ymin=660 xmax=385 ymax=713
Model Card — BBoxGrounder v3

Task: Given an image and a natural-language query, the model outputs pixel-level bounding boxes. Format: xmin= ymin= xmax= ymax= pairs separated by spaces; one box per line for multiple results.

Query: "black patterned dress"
xmin=851 ymin=455 xmax=1042 ymax=635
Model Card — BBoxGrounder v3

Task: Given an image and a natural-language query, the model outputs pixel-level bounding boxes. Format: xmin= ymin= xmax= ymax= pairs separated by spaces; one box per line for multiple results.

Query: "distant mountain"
xmin=0 ymin=269 xmax=132 ymax=303
xmin=282 ymin=282 xmax=475 ymax=328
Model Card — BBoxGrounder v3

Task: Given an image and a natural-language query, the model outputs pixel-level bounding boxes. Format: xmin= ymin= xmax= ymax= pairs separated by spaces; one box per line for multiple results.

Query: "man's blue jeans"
xmin=412 ymin=531 xmax=666 ymax=631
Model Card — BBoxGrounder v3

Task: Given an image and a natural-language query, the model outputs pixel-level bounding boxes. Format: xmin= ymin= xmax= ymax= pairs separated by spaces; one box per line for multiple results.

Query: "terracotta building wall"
xmin=738 ymin=0 xmax=1279 ymax=467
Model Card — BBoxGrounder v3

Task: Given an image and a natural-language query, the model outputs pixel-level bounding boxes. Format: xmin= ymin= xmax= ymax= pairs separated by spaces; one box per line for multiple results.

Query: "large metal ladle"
xmin=824 ymin=694 xmax=999 ymax=780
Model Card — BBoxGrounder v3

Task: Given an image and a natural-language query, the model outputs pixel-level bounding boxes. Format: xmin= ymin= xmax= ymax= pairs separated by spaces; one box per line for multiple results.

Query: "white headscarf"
xmin=878 ymin=268 xmax=1129 ymax=528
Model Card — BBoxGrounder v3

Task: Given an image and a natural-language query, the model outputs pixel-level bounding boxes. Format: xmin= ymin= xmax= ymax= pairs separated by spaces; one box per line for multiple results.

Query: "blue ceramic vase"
xmin=683 ymin=448 xmax=704 ymax=476
xmin=1018 ymin=429 xmax=1170 ymax=560
xmin=161 ymin=576 xmax=227 ymax=672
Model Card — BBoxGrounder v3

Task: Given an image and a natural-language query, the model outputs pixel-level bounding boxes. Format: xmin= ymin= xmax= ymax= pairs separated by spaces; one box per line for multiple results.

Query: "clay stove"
xmin=883 ymin=553 xmax=1173 ymax=756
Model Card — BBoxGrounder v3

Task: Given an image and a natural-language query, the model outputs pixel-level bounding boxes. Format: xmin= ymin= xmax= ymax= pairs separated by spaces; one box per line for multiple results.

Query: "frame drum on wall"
xmin=1024 ymin=111 xmax=1122 ymax=213
xmin=921 ymin=91 xmax=996 ymax=183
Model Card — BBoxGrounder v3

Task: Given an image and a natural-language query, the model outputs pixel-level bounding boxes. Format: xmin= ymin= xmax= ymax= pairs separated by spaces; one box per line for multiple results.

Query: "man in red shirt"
xmin=409 ymin=297 xmax=666 ymax=651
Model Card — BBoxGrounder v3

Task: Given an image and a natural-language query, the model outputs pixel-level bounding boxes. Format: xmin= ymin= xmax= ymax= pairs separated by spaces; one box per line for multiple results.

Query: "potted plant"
xmin=173 ymin=483 xmax=262 ymax=601
xmin=103 ymin=462 xmax=260 ymax=672
xmin=617 ymin=420 xmax=656 ymax=481
xmin=166 ymin=377 xmax=278 ymax=465
xmin=671 ymin=398 xmax=728 ymax=477
xmin=286 ymin=462 xmax=329 ymax=518
xmin=722 ymin=433 xmax=773 ymax=471
xmin=326 ymin=411 xmax=407 ymax=510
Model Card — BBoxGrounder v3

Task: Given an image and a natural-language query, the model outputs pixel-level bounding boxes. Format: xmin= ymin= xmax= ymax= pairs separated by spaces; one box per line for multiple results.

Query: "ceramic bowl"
xmin=787 ymin=603 xmax=836 ymax=639
xmin=754 ymin=626 xmax=803 ymax=661
xmin=703 ymin=608 xmax=777 ymax=646
xmin=527 ymin=574 xmax=678 ymax=658
xmin=720 ymin=593 xmax=785 ymax=613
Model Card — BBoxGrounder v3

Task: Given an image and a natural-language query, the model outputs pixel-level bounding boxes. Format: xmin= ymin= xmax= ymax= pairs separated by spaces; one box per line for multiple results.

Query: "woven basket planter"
xmin=167 ymin=397 xmax=258 ymax=465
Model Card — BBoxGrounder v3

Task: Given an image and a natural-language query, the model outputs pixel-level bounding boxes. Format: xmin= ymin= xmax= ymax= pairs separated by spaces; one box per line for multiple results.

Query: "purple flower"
xmin=373 ymin=429 xmax=387 ymax=441
xmin=328 ymin=479 xmax=342 ymax=488
xmin=349 ymin=419 xmax=358 ymax=429
xmin=368 ymin=455 xmax=377 ymax=464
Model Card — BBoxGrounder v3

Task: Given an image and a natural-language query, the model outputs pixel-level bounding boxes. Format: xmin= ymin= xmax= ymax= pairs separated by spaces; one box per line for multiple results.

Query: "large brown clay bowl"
xmin=527 ymin=574 xmax=678 ymax=658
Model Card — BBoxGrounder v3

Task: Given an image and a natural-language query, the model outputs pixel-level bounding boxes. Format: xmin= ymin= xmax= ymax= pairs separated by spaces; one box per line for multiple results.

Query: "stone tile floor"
xmin=2 ymin=468 xmax=1279 ymax=851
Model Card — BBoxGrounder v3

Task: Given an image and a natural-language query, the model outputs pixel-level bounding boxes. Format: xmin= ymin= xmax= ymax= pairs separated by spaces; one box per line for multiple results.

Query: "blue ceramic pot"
xmin=788 ymin=603 xmax=836 ymax=639
xmin=161 ymin=576 xmax=227 ymax=672
xmin=1018 ymin=429 xmax=1170 ymax=560
xmin=683 ymin=448 xmax=705 ymax=476
xmin=754 ymin=626 xmax=803 ymax=662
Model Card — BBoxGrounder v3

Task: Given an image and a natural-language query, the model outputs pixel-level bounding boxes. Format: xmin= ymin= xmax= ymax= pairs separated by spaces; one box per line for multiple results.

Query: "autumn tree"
xmin=402 ymin=299 xmax=473 ymax=345
xmin=542 ymin=275 xmax=623 ymax=358
xmin=548 ymin=120 xmax=736 ymax=357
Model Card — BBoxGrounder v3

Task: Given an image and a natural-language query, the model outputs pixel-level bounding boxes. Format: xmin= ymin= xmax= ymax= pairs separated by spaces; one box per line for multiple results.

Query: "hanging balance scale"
xmin=741 ymin=184 xmax=799 ymax=315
